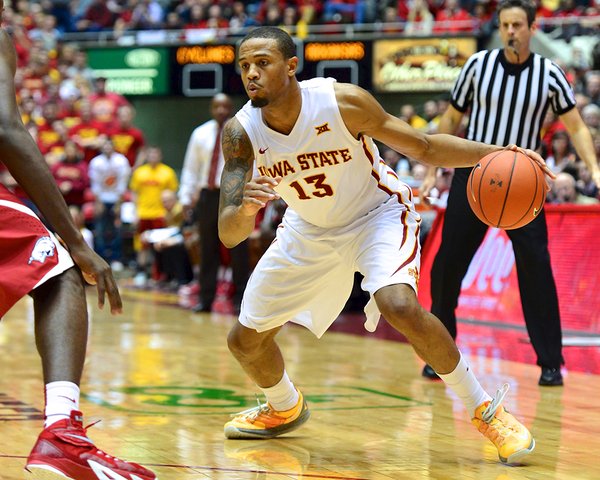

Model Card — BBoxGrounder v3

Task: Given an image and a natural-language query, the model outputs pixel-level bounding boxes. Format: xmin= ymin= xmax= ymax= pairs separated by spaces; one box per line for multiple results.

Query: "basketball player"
xmin=419 ymin=0 xmax=600 ymax=386
xmin=219 ymin=26 xmax=552 ymax=464
xmin=0 ymin=12 xmax=156 ymax=480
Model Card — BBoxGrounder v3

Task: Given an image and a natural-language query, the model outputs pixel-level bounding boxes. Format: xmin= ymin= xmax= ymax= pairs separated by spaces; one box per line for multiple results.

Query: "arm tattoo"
xmin=220 ymin=118 xmax=253 ymax=210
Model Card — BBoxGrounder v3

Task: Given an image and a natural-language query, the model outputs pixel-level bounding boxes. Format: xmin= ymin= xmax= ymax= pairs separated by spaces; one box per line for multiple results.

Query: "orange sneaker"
xmin=472 ymin=384 xmax=535 ymax=464
xmin=224 ymin=390 xmax=310 ymax=439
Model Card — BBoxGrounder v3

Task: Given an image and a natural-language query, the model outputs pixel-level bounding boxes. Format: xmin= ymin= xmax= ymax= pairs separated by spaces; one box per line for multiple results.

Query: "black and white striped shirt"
xmin=451 ymin=49 xmax=576 ymax=151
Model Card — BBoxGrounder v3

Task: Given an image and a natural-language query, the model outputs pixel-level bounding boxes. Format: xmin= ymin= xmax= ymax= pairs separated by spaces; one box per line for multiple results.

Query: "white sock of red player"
xmin=44 ymin=381 xmax=80 ymax=427
xmin=260 ymin=370 xmax=299 ymax=411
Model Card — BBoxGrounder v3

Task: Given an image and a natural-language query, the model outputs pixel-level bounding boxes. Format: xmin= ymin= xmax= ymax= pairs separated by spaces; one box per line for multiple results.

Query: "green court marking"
xmin=82 ymin=385 xmax=432 ymax=415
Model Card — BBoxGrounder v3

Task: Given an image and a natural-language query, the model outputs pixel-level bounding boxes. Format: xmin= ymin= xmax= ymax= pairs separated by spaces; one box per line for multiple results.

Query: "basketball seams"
xmin=505 ymin=155 xmax=540 ymax=229
xmin=495 ymin=150 xmax=517 ymax=228
xmin=477 ymin=149 xmax=505 ymax=227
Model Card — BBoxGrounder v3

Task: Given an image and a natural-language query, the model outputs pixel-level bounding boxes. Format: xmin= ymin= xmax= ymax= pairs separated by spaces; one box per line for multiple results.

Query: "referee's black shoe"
xmin=539 ymin=367 xmax=563 ymax=386
xmin=421 ymin=364 xmax=441 ymax=380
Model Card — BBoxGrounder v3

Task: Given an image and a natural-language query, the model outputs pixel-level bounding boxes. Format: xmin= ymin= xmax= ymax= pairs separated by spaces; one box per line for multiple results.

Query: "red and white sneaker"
xmin=25 ymin=411 xmax=156 ymax=480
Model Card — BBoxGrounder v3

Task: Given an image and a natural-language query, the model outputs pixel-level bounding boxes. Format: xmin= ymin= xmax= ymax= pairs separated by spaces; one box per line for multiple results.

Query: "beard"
xmin=251 ymin=97 xmax=269 ymax=108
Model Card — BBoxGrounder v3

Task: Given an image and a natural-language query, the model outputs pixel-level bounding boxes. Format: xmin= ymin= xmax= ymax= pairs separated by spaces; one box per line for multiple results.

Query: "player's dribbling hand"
xmin=505 ymin=144 xmax=556 ymax=191
xmin=69 ymin=244 xmax=123 ymax=315
xmin=240 ymin=176 xmax=282 ymax=216
xmin=505 ymin=144 xmax=555 ymax=179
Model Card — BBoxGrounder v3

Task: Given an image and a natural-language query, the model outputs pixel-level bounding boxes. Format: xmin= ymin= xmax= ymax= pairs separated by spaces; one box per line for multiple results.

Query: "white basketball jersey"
xmin=236 ymin=77 xmax=413 ymax=228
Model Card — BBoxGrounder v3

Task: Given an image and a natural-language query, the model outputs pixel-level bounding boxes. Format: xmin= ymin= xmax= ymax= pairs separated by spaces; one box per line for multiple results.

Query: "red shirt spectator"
xmin=51 ymin=141 xmax=90 ymax=207
xmin=88 ymin=77 xmax=130 ymax=126
xmin=108 ymin=105 xmax=145 ymax=167
xmin=433 ymin=0 xmax=474 ymax=33
xmin=77 ymin=0 xmax=116 ymax=31
xmin=36 ymin=100 xmax=63 ymax=155
xmin=68 ymin=100 xmax=109 ymax=163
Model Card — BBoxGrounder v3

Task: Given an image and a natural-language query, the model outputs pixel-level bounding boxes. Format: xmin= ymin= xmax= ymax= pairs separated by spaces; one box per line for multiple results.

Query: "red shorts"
xmin=137 ymin=218 xmax=166 ymax=234
xmin=0 ymin=185 xmax=74 ymax=319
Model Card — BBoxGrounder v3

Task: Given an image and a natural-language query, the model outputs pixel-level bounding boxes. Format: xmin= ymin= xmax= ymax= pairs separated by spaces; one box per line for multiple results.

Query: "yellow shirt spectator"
xmin=130 ymin=147 xmax=179 ymax=220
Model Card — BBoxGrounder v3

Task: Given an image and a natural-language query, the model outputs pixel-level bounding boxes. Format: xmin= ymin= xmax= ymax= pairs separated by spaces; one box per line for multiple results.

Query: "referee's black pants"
xmin=196 ymin=188 xmax=249 ymax=310
xmin=430 ymin=168 xmax=563 ymax=369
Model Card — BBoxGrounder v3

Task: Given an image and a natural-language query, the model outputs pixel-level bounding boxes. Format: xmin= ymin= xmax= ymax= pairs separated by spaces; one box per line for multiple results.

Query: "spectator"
xmin=76 ymin=0 xmax=116 ymax=32
xmin=229 ymin=1 xmax=258 ymax=32
xmin=255 ymin=0 xmax=287 ymax=24
xmin=582 ymin=103 xmax=600 ymax=130
xmin=129 ymin=146 xmax=178 ymax=286
xmin=65 ymin=49 xmax=96 ymax=86
xmin=433 ymin=0 xmax=474 ymax=33
xmin=323 ymin=0 xmax=367 ymax=24
xmin=88 ymin=76 xmax=131 ymax=126
xmin=381 ymin=6 xmax=403 ymax=34
xmin=163 ymin=11 xmax=184 ymax=30
xmin=400 ymin=104 xmax=428 ymax=130
xmin=577 ymin=161 xmax=600 ymax=198
xmin=28 ymin=13 xmax=61 ymax=52
xmin=183 ymin=4 xmax=206 ymax=29
xmin=51 ymin=140 xmax=89 ymax=207
xmin=68 ymin=98 xmax=109 ymax=163
xmin=88 ymin=139 xmax=131 ymax=271
xmin=200 ymin=4 xmax=230 ymax=29
xmin=128 ymin=0 xmax=164 ymax=30
xmin=149 ymin=190 xmax=195 ymax=287
xmin=546 ymin=130 xmax=577 ymax=174
xmin=280 ymin=6 xmax=299 ymax=33
xmin=552 ymin=172 xmax=600 ymax=204
xmin=19 ymin=95 xmax=39 ymax=128
xmin=109 ymin=105 xmax=146 ymax=167
xmin=423 ymin=99 xmax=441 ymax=133
xmin=36 ymin=100 xmax=63 ymax=154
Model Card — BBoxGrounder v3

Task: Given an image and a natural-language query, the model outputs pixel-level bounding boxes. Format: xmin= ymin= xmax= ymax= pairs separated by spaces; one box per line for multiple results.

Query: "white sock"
xmin=260 ymin=371 xmax=299 ymax=411
xmin=45 ymin=381 xmax=80 ymax=427
xmin=438 ymin=353 xmax=491 ymax=418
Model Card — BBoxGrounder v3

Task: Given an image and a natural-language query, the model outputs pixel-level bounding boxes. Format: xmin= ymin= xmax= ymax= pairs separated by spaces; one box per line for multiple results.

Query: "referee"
xmin=420 ymin=0 xmax=600 ymax=386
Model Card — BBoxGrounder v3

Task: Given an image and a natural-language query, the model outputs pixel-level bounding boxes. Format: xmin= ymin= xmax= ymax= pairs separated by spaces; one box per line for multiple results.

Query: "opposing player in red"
xmin=0 ymin=6 xmax=156 ymax=480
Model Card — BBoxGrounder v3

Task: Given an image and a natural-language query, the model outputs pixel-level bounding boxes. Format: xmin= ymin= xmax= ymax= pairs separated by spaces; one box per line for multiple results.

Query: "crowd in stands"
xmin=0 ymin=0 xmax=598 ymax=305
xmin=4 ymin=0 xmax=600 ymax=41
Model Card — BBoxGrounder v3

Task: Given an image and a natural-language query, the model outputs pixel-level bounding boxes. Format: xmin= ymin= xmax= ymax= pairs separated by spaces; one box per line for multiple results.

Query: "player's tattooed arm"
xmin=218 ymin=117 xmax=257 ymax=248
xmin=220 ymin=117 xmax=254 ymax=211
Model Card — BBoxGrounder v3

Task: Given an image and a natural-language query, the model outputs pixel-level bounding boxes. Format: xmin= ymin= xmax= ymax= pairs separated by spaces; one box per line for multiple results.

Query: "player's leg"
xmin=26 ymin=266 xmax=156 ymax=480
xmin=26 ymin=273 xmax=156 ymax=480
xmin=223 ymin=220 xmax=352 ymax=439
xmin=376 ymin=285 xmax=535 ymax=464
xmin=507 ymin=211 xmax=563 ymax=385
xmin=31 ymin=267 xmax=87 ymax=386
xmin=224 ymin=321 xmax=309 ymax=440
xmin=357 ymin=200 xmax=534 ymax=464
xmin=227 ymin=323 xmax=284 ymax=387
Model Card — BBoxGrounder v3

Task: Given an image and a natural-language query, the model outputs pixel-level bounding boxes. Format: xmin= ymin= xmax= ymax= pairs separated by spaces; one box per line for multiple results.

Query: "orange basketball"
xmin=467 ymin=150 xmax=547 ymax=230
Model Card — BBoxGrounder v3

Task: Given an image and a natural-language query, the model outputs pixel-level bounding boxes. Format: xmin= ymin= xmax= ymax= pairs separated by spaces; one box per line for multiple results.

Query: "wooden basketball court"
xmin=1 ymin=288 xmax=599 ymax=479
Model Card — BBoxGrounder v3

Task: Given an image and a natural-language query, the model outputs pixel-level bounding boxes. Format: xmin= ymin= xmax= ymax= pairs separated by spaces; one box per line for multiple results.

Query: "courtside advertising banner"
xmin=418 ymin=205 xmax=600 ymax=333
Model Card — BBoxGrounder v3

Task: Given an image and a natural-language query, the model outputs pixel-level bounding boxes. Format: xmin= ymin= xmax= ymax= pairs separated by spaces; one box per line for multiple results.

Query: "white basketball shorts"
xmin=239 ymin=198 xmax=421 ymax=338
